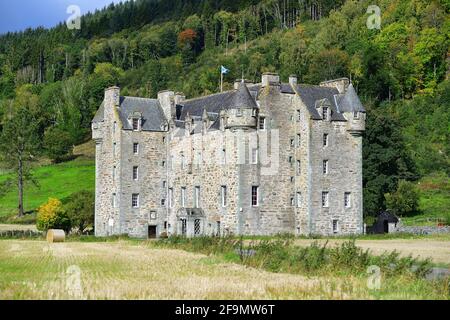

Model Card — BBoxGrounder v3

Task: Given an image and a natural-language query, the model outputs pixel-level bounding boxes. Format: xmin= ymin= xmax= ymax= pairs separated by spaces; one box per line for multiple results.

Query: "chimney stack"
xmin=289 ymin=75 xmax=298 ymax=87
xmin=261 ymin=73 xmax=280 ymax=87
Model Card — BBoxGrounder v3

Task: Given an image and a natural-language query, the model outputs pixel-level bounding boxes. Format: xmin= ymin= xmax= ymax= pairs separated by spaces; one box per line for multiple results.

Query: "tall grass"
xmin=155 ymin=236 xmax=434 ymax=279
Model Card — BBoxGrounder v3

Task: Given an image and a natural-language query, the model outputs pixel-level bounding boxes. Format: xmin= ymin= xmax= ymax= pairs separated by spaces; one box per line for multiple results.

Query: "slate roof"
xmin=92 ymin=101 xmax=105 ymax=123
xmin=118 ymin=97 xmax=166 ymax=131
xmin=295 ymin=85 xmax=347 ymax=121
xmin=334 ymin=84 xmax=366 ymax=113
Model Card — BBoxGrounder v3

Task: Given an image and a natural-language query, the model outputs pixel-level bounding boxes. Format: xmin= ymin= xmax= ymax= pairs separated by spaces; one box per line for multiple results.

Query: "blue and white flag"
xmin=221 ymin=66 xmax=229 ymax=74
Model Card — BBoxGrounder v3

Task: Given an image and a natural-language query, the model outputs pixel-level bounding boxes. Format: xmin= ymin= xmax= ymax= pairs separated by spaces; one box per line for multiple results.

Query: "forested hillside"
xmin=0 ymin=0 xmax=448 ymax=220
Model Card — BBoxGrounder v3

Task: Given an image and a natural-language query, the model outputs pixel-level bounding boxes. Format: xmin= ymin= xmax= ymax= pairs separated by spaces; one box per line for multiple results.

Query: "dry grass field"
xmin=0 ymin=240 xmax=448 ymax=300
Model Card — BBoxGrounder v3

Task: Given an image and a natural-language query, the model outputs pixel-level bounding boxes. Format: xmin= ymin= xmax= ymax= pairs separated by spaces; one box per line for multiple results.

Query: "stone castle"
xmin=92 ymin=73 xmax=366 ymax=238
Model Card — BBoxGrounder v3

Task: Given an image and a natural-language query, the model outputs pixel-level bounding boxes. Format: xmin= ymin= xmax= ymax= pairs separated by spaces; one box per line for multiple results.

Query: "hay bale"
xmin=46 ymin=229 xmax=65 ymax=243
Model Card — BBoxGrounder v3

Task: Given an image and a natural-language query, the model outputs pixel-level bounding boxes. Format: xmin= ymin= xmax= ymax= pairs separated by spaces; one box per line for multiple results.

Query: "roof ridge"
xmin=183 ymin=90 xmax=235 ymax=103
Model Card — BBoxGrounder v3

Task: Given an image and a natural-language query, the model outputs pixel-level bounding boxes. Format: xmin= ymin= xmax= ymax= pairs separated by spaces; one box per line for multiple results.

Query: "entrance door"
xmin=383 ymin=220 xmax=389 ymax=234
xmin=148 ymin=226 xmax=157 ymax=239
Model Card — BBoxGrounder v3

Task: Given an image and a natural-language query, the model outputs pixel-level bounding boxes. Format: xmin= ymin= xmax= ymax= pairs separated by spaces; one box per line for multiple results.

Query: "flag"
xmin=221 ymin=66 xmax=229 ymax=74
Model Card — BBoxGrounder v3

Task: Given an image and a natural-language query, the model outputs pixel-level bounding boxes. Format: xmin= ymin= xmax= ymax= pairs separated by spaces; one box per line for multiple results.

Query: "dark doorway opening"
xmin=383 ymin=220 xmax=389 ymax=233
xmin=148 ymin=226 xmax=157 ymax=239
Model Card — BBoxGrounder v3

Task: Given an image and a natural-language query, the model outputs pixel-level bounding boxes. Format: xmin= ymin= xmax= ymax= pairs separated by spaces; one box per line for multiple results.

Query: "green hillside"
xmin=0 ymin=159 xmax=94 ymax=217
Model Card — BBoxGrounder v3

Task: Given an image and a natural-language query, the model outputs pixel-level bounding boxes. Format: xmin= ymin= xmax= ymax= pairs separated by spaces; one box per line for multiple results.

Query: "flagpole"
xmin=220 ymin=70 xmax=223 ymax=93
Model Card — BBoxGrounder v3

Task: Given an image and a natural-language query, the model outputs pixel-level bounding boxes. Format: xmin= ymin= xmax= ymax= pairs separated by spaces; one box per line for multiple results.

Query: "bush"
xmin=63 ymin=190 xmax=95 ymax=234
xmin=385 ymin=180 xmax=420 ymax=217
xmin=36 ymin=198 xmax=71 ymax=232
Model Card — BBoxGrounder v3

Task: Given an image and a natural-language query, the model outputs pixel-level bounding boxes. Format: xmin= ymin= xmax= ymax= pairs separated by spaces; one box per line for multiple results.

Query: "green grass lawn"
xmin=0 ymin=159 xmax=95 ymax=217
xmin=402 ymin=172 xmax=450 ymax=226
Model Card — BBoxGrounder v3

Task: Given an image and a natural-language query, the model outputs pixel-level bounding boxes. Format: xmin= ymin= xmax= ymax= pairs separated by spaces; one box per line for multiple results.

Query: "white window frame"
xmin=132 ymin=194 xmax=140 ymax=209
xmin=252 ymin=186 xmax=259 ymax=207
xmin=297 ymin=160 xmax=301 ymax=175
xmin=296 ymin=192 xmax=302 ymax=208
xmin=132 ymin=118 xmax=141 ymax=131
xmin=195 ymin=186 xmax=201 ymax=208
xmin=112 ymin=193 xmax=117 ymax=208
xmin=322 ymin=107 xmax=328 ymax=121
xmin=323 ymin=160 xmax=329 ymax=175
xmin=181 ymin=187 xmax=186 ymax=208
xmin=221 ymin=186 xmax=227 ymax=207
xmin=322 ymin=192 xmax=329 ymax=208
xmin=259 ymin=117 xmax=266 ymax=130
xmin=168 ymin=188 xmax=174 ymax=208
xmin=345 ymin=192 xmax=352 ymax=208
xmin=133 ymin=166 xmax=139 ymax=181
xmin=252 ymin=148 xmax=259 ymax=164
xmin=133 ymin=143 xmax=139 ymax=155
xmin=323 ymin=134 xmax=329 ymax=147
xmin=332 ymin=219 xmax=339 ymax=234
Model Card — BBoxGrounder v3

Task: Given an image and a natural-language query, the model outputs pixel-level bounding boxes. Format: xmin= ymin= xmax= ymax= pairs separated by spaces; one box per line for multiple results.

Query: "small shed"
xmin=367 ymin=211 xmax=399 ymax=234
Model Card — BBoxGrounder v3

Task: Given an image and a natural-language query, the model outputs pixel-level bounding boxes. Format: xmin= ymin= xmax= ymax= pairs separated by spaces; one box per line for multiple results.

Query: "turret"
xmin=338 ymin=84 xmax=366 ymax=136
xmin=225 ymin=81 xmax=257 ymax=130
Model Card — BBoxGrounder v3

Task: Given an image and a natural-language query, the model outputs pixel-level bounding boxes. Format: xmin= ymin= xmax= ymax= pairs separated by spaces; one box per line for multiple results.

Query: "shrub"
xmin=385 ymin=180 xmax=420 ymax=217
xmin=36 ymin=198 xmax=71 ymax=232
xmin=63 ymin=190 xmax=95 ymax=234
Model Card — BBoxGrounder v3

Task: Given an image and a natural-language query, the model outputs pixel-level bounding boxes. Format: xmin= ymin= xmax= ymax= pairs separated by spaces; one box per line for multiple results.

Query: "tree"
xmin=63 ymin=191 xmax=95 ymax=234
xmin=43 ymin=126 xmax=74 ymax=163
xmin=385 ymin=180 xmax=420 ymax=217
xmin=0 ymin=105 xmax=40 ymax=217
xmin=363 ymin=106 xmax=418 ymax=217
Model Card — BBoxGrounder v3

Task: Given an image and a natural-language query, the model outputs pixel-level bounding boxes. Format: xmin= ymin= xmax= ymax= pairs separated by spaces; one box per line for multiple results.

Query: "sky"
xmin=0 ymin=0 xmax=127 ymax=34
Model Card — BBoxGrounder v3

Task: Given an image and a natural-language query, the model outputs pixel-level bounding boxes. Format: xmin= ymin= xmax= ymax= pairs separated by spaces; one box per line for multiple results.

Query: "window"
xmin=162 ymin=136 xmax=166 ymax=143
xmin=132 ymin=194 xmax=140 ymax=208
xmin=323 ymin=160 xmax=329 ymax=175
xmin=288 ymin=156 xmax=293 ymax=165
xmin=322 ymin=192 xmax=329 ymax=208
xmin=252 ymin=186 xmax=259 ymax=207
xmin=297 ymin=110 xmax=301 ymax=121
xmin=181 ymin=187 xmax=186 ymax=207
xmin=113 ymin=166 xmax=117 ymax=181
xmin=297 ymin=134 xmax=301 ymax=147
xmin=113 ymin=121 xmax=117 ymax=134
xmin=150 ymin=211 xmax=157 ymax=220
xmin=290 ymin=138 xmax=295 ymax=147
xmin=290 ymin=177 xmax=295 ymax=183
xmin=113 ymin=143 xmax=116 ymax=156
xmin=221 ymin=149 xmax=227 ymax=165
xmin=221 ymin=186 xmax=227 ymax=207
xmin=322 ymin=107 xmax=328 ymax=120
xmin=133 ymin=166 xmax=139 ymax=181
xmin=252 ymin=148 xmax=258 ymax=164
xmin=161 ymin=199 xmax=166 ymax=207
xmin=195 ymin=186 xmax=201 ymax=208
xmin=132 ymin=118 xmax=140 ymax=131
xmin=354 ymin=112 xmax=359 ymax=119
xmin=194 ymin=219 xmax=201 ymax=235
xmin=297 ymin=160 xmax=301 ymax=175
xmin=181 ymin=155 xmax=186 ymax=170
xmin=259 ymin=117 xmax=266 ymax=130
xmin=344 ymin=192 xmax=352 ymax=208
xmin=181 ymin=219 xmax=187 ymax=236
xmin=216 ymin=221 xmax=221 ymax=237
xmin=296 ymin=192 xmax=302 ymax=208
xmin=163 ymin=181 xmax=167 ymax=189
xmin=162 ymin=161 xmax=166 ymax=168
xmin=133 ymin=143 xmax=139 ymax=155
xmin=290 ymin=197 xmax=295 ymax=206
xmin=112 ymin=193 xmax=117 ymax=208
xmin=236 ymin=108 xmax=243 ymax=117
xmin=168 ymin=188 xmax=174 ymax=208
xmin=332 ymin=219 xmax=339 ymax=234
xmin=323 ymin=134 xmax=329 ymax=147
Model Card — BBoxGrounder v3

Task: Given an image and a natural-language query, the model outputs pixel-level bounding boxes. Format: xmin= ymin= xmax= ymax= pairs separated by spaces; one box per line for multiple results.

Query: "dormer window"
xmin=132 ymin=118 xmax=141 ymax=131
xmin=259 ymin=117 xmax=266 ymax=130
xmin=322 ymin=107 xmax=329 ymax=121
xmin=353 ymin=112 xmax=359 ymax=119
xmin=236 ymin=109 xmax=243 ymax=117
